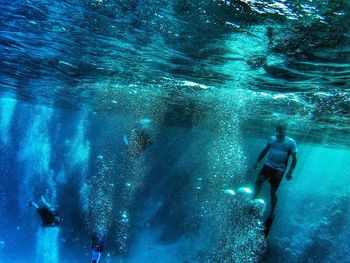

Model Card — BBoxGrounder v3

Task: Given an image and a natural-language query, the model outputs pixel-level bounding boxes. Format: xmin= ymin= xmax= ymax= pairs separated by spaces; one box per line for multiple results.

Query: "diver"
xmin=91 ymin=231 xmax=105 ymax=263
xmin=125 ymin=120 xmax=153 ymax=158
xmin=28 ymin=195 xmax=61 ymax=227
xmin=252 ymin=123 xmax=297 ymax=236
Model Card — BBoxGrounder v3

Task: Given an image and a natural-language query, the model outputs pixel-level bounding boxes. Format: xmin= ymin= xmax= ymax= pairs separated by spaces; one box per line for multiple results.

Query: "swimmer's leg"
xmin=253 ymin=173 xmax=268 ymax=199
xmin=41 ymin=195 xmax=52 ymax=209
xmin=269 ymin=185 xmax=278 ymax=218
xmin=28 ymin=201 xmax=39 ymax=209
xmin=91 ymin=250 xmax=101 ymax=263
xmin=264 ymin=214 xmax=275 ymax=237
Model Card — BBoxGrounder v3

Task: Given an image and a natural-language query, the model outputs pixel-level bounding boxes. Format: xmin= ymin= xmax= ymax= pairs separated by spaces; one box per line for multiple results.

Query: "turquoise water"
xmin=0 ymin=1 xmax=350 ymax=262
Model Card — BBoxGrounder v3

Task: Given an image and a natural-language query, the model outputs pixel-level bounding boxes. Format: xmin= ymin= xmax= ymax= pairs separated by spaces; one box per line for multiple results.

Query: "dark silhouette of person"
xmin=91 ymin=231 xmax=105 ymax=263
xmin=126 ymin=126 xmax=153 ymax=158
xmin=253 ymin=123 xmax=297 ymax=236
xmin=28 ymin=195 xmax=61 ymax=227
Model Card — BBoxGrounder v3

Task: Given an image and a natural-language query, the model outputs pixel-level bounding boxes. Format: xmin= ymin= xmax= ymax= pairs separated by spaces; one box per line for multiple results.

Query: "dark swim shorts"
xmin=260 ymin=165 xmax=284 ymax=188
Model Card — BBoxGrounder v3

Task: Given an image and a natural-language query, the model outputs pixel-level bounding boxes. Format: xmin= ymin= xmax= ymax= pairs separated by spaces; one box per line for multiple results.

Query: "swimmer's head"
xmin=275 ymin=123 xmax=287 ymax=140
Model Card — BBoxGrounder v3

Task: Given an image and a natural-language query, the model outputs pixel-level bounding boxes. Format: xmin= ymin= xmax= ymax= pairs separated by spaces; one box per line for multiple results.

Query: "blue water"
xmin=1 ymin=1 xmax=350 ymax=262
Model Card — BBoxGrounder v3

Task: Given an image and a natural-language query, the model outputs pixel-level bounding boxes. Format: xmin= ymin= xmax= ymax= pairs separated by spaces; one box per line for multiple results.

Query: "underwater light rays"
xmin=0 ymin=95 xmax=17 ymax=145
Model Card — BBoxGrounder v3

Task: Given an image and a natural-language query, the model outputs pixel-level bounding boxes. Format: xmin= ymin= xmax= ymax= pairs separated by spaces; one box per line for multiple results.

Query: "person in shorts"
xmin=253 ymin=123 xmax=297 ymax=235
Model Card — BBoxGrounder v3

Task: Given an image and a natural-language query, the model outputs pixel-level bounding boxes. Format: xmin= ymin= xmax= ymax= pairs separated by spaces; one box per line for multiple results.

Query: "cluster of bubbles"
xmin=207 ymin=187 xmax=266 ymax=262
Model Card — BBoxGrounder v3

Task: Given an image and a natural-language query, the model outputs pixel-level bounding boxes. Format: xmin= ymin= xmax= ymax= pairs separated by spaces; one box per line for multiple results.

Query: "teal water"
xmin=0 ymin=1 xmax=350 ymax=262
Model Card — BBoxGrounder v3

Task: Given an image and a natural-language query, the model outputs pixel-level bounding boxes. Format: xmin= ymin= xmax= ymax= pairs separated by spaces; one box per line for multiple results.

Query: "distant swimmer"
xmin=28 ymin=195 xmax=61 ymax=227
xmin=91 ymin=231 xmax=105 ymax=263
xmin=253 ymin=123 xmax=297 ymax=236
xmin=126 ymin=119 xmax=153 ymax=158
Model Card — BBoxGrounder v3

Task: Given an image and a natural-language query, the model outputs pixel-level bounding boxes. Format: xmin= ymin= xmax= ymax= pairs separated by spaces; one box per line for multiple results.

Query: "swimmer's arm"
xmin=254 ymin=146 xmax=270 ymax=169
xmin=286 ymin=152 xmax=297 ymax=180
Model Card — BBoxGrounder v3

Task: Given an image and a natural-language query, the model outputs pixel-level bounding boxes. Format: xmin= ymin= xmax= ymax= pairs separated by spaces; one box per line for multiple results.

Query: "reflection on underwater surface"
xmin=0 ymin=0 xmax=350 ymax=262
xmin=1 ymin=0 xmax=350 ymax=145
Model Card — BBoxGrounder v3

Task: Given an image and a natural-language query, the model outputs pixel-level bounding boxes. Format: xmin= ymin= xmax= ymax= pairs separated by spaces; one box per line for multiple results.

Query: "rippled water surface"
xmin=1 ymin=0 xmax=349 ymax=145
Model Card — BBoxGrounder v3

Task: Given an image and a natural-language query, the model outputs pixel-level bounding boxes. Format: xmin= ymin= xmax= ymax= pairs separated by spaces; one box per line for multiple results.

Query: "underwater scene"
xmin=0 ymin=0 xmax=350 ymax=262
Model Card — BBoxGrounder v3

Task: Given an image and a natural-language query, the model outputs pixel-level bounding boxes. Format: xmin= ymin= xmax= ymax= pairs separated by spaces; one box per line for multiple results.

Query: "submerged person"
xmin=91 ymin=231 xmax=105 ymax=263
xmin=253 ymin=123 xmax=297 ymax=236
xmin=125 ymin=120 xmax=153 ymax=158
xmin=28 ymin=195 xmax=61 ymax=227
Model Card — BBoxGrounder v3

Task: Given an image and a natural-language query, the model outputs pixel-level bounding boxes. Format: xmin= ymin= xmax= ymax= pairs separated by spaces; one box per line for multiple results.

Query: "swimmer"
xmin=28 ymin=195 xmax=61 ymax=227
